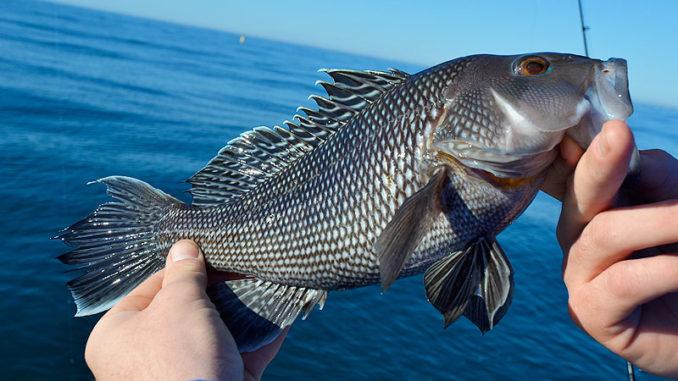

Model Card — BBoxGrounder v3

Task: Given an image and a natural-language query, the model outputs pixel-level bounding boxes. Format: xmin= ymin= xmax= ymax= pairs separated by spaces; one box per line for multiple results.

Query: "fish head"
xmin=432 ymin=53 xmax=635 ymax=179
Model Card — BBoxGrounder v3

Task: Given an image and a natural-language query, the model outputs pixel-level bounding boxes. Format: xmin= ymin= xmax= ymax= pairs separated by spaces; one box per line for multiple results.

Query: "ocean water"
xmin=0 ymin=1 xmax=676 ymax=380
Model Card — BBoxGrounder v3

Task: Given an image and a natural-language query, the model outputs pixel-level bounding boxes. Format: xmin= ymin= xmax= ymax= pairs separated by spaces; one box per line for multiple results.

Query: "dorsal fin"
xmin=188 ymin=68 xmax=410 ymax=207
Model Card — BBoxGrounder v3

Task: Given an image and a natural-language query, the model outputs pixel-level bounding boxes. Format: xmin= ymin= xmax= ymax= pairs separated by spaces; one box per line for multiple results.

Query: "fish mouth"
xmin=567 ymin=58 xmax=633 ymax=147
xmin=566 ymin=58 xmax=639 ymax=172
xmin=433 ymin=57 xmax=637 ymax=180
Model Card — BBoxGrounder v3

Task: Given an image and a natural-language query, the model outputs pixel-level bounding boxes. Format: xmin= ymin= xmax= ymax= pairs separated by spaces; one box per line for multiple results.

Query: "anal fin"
xmin=207 ymin=279 xmax=327 ymax=352
xmin=424 ymin=236 xmax=514 ymax=332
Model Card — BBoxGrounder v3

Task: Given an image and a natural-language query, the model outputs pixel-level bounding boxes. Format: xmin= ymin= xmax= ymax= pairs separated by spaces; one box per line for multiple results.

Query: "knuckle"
xmin=164 ymin=267 xmax=207 ymax=291
xmin=566 ymin=287 xmax=603 ymax=335
xmin=603 ymin=261 xmax=637 ymax=300
xmin=565 ymin=239 xmax=587 ymax=275
xmin=561 ymin=249 xmax=579 ymax=287
xmin=560 ymin=233 xmax=587 ymax=287
xmin=581 ymin=213 xmax=613 ymax=250
xmin=566 ymin=298 xmax=579 ymax=322
xmin=173 ymin=259 xmax=205 ymax=275
xmin=158 ymin=280 xmax=206 ymax=303
xmin=566 ymin=293 xmax=586 ymax=329
xmin=562 ymin=265 xmax=576 ymax=288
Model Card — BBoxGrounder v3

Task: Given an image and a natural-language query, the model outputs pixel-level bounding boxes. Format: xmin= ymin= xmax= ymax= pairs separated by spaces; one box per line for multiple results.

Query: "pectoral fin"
xmin=424 ymin=236 xmax=514 ymax=332
xmin=374 ymin=170 xmax=447 ymax=291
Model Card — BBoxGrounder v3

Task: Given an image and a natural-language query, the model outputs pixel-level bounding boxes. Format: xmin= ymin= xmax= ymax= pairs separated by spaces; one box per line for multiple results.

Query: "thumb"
xmin=162 ymin=240 xmax=207 ymax=289
xmin=557 ymin=121 xmax=634 ymax=248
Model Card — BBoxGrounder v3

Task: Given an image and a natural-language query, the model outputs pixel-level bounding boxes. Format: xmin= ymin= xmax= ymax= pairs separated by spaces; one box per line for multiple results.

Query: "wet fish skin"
xmin=58 ymin=53 xmax=633 ymax=351
xmin=160 ymin=61 xmax=458 ymax=289
xmin=159 ymin=54 xmax=624 ymax=287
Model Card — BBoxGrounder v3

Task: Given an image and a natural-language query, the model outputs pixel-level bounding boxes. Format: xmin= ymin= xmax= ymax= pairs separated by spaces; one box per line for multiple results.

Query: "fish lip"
xmin=566 ymin=58 xmax=634 ymax=148
xmin=565 ymin=58 xmax=640 ymax=174
xmin=592 ymin=58 xmax=633 ymax=120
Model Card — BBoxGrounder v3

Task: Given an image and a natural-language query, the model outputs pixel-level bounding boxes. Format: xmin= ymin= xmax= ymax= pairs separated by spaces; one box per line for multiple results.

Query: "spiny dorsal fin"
xmin=188 ymin=68 xmax=410 ymax=207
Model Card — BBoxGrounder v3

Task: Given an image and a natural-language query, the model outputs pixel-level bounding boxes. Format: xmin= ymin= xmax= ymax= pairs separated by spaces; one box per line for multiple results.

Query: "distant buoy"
xmin=239 ymin=35 xmax=246 ymax=44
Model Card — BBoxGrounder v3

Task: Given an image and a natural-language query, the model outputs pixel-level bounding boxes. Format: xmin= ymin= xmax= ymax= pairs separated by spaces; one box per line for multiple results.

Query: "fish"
xmin=57 ymin=53 xmax=634 ymax=352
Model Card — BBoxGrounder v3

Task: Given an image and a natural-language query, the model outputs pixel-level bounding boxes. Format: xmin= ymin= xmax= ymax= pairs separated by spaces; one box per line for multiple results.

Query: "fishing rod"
xmin=577 ymin=0 xmax=589 ymax=57
xmin=576 ymin=2 xmax=634 ymax=380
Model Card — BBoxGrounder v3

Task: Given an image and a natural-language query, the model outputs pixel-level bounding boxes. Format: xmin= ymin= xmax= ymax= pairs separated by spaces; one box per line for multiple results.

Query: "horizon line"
xmin=44 ymin=0 xmax=678 ymax=110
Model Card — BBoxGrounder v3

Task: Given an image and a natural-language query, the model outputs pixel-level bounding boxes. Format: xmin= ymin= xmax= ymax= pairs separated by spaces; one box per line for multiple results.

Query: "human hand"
xmin=547 ymin=120 xmax=678 ymax=378
xmin=84 ymin=240 xmax=285 ymax=381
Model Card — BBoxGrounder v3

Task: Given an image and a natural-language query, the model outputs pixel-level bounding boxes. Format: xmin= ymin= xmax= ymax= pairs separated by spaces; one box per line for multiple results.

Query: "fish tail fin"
xmin=56 ymin=176 xmax=184 ymax=316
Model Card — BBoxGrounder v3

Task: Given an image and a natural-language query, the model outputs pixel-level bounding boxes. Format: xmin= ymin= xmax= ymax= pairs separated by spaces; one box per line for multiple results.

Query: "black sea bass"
xmin=58 ymin=53 xmax=634 ymax=351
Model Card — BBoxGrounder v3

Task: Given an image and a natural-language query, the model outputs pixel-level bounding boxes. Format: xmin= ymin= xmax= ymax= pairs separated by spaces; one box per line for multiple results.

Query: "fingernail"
xmin=596 ymin=128 xmax=610 ymax=157
xmin=170 ymin=240 xmax=200 ymax=262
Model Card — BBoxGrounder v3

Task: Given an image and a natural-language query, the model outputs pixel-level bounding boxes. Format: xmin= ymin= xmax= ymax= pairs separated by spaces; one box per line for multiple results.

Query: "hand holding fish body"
xmin=58 ymin=53 xmax=634 ymax=351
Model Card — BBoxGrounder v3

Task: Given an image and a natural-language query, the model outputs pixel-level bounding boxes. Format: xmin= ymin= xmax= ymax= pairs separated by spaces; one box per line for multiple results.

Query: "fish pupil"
xmin=525 ymin=60 xmax=546 ymax=75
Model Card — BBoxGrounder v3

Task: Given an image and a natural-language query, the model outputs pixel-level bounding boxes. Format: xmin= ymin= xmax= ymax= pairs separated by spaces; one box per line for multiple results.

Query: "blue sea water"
xmin=0 ymin=1 xmax=676 ymax=380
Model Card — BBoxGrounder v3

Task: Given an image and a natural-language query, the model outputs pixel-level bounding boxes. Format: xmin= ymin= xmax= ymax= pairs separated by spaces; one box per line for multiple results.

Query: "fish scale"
xmin=59 ymin=52 xmax=633 ymax=352
xmin=157 ymin=60 xmax=472 ymax=289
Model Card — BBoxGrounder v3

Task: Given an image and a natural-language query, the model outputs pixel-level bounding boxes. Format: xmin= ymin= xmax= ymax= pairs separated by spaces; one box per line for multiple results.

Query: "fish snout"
xmin=598 ymin=58 xmax=639 ymax=174
xmin=594 ymin=58 xmax=633 ymax=120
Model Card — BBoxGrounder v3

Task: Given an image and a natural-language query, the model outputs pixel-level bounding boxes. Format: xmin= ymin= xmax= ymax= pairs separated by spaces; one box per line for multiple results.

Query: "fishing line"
xmin=577 ymin=1 xmax=634 ymax=380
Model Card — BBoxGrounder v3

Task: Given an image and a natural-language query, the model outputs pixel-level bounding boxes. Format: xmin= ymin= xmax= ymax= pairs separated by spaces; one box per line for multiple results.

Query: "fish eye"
xmin=516 ymin=56 xmax=550 ymax=76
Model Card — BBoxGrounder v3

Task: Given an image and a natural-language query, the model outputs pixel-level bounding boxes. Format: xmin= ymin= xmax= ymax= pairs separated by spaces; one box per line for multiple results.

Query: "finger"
xmin=162 ymin=239 xmax=207 ymax=290
xmin=557 ymin=120 xmax=635 ymax=249
xmin=587 ymin=253 xmax=678 ymax=325
xmin=110 ymin=269 xmax=165 ymax=313
xmin=541 ymin=136 xmax=584 ymax=200
xmin=242 ymin=328 xmax=289 ymax=381
xmin=564 ymin=199 xmax=678 ymax=286
xmin=635 ymin=149 xmax=678 ymax=201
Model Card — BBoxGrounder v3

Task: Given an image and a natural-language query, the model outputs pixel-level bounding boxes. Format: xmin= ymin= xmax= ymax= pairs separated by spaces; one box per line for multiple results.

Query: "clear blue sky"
xmin=53 ymin=0 xmax=678 ymax=108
